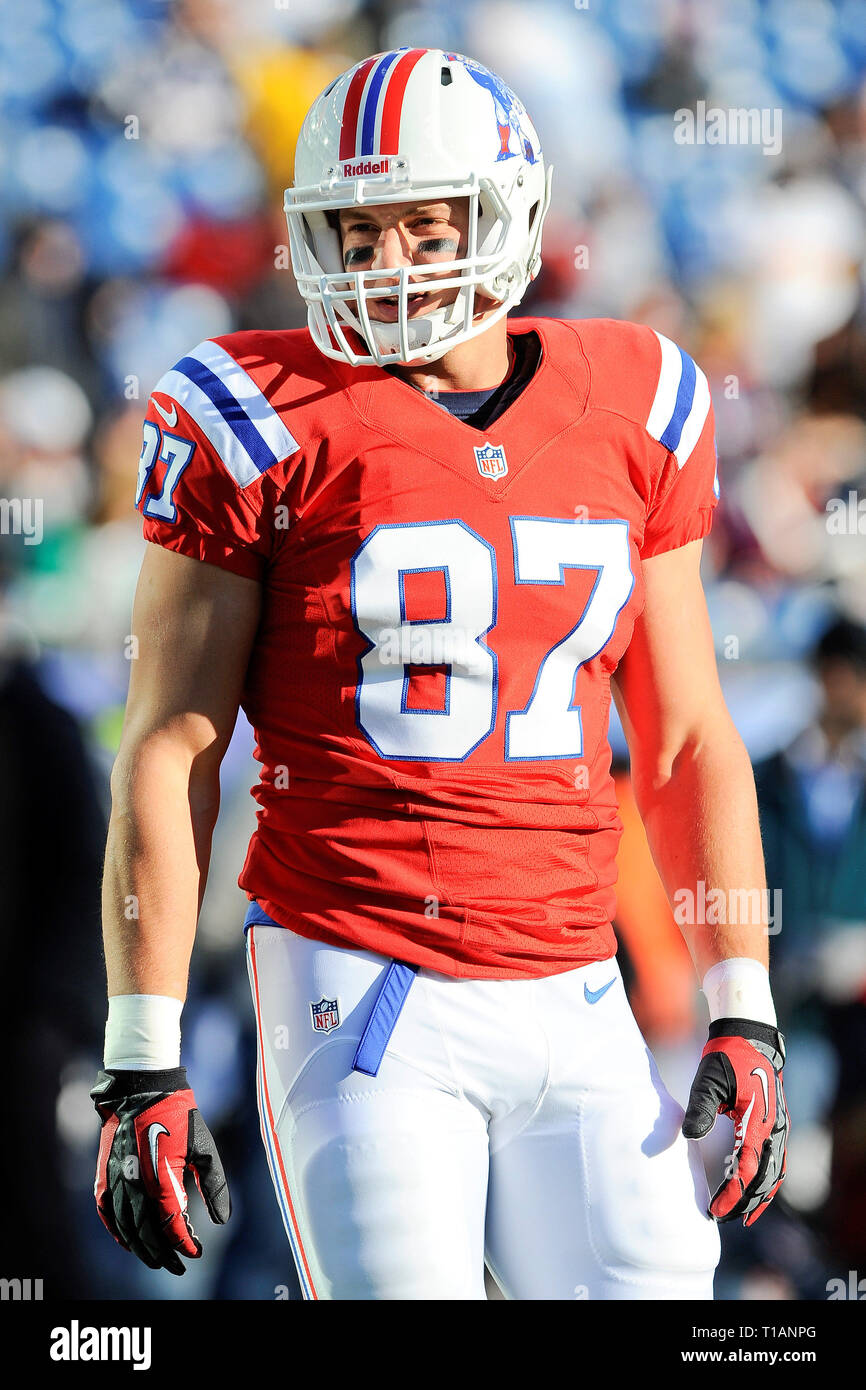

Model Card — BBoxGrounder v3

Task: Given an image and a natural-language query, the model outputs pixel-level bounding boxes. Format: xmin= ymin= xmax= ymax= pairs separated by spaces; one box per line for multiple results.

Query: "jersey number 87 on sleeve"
xmin=137 ymin=420 xmax=196 ymax=523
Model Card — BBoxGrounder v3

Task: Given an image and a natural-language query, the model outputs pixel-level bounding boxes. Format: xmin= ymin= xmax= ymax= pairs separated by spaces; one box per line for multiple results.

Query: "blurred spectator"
xmin=754 ymin=616 xmax=866 ymax=1265
xmin=0 ymin=627 xmax=106 ymax=1297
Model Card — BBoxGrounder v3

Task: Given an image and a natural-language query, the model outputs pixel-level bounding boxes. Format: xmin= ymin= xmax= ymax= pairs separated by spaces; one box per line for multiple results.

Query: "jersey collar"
xmin=344 ymin=318 xmax=590 ymax=495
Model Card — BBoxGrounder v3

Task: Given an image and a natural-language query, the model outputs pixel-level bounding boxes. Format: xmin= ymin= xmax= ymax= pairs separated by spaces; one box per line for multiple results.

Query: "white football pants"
xmin=246 ymin=923 xmax=720 ymax=1300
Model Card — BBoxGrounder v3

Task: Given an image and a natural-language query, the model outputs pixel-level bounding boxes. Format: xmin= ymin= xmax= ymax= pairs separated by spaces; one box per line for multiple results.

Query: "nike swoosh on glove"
xmin=682 ymin=1018 xmax=789 ymax=1227
xmin=91 ymin=1067 xmax=231 ymax=1275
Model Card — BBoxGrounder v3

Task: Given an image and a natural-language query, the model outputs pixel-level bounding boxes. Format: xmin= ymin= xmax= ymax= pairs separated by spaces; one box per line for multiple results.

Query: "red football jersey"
xmin=136 ymin=316 xmax=719 ymax=978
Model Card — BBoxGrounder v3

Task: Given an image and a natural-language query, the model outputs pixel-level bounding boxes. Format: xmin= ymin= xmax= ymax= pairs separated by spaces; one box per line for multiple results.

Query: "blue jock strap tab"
xmin=244 ymin=900 xmax=280 ymax=931
xmin=353 ymin=961 xmax=419 ymax=1077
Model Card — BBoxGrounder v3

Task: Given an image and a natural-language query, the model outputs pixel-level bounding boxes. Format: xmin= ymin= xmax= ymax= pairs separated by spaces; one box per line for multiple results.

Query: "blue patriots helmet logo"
xmin=310 ymin=997 xmax=341 ymax=1033
xmin=446 ymin=53 xmax=538 ymax=164
xmin=474 ymin=442 xmax=508 ymax=480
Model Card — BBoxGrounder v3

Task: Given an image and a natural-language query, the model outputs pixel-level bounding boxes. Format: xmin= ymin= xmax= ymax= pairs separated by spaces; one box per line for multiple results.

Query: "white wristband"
xmin=104 ymin=994 xmax=183 ymax=1070
xmin=702 ymin=958 xmax=777 ymax=1027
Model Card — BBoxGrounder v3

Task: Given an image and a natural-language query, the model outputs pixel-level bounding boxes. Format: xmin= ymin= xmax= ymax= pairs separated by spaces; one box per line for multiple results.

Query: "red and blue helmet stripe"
xmin=339 ymin=48 xmax=428 ymax=160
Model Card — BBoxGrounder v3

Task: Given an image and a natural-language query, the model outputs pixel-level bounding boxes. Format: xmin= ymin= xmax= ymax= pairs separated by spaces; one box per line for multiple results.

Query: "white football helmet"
xmin=285 ymin=47 xmax=552 ymax=366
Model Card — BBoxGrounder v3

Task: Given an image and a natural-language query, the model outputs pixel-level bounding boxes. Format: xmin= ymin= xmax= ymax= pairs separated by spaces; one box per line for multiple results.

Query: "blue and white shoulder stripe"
xmin=645 ymin=330 xmax=711 ymax=470
xmin=152 ymin=340 xmax=300 ymax=489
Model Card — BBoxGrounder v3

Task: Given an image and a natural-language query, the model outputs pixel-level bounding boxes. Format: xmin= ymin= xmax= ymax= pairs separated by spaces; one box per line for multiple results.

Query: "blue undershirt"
xmin=390 ymin=329 xmax=541 ymax=430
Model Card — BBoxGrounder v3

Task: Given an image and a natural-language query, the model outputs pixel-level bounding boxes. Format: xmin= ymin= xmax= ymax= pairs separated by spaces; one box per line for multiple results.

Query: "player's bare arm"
xmin=92 ymin=545 xmax=259 ymax=1273
xmin=611 ymin=537 xmax=767 ymax=975
xmin=103 ymin=543 xmax=261 ymax=998
xmin=612 ymin=540 xmax=788 ymax=1226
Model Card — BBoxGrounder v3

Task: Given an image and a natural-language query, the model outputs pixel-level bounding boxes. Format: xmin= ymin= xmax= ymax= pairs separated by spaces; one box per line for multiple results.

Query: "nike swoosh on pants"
xmin=584 ymin=977 xmax=616 ymax=1005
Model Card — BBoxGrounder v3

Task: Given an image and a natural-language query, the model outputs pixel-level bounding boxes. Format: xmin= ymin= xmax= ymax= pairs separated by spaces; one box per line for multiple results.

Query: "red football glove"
xmin=91 ymin=1067 xmax=231 ymax=1275
xmin=682 ymin=1019 xmax=789 ymax=1227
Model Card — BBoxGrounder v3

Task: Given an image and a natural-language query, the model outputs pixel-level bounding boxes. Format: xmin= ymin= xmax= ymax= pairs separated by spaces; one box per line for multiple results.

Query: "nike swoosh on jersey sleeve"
xmin=645 ymin=330 xmax=711 ymax=471
xmin=152 ymin=340 xmax=301 ymax=488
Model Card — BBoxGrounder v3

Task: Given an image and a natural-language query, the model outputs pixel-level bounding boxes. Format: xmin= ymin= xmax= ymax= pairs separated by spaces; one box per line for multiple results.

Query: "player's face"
xmin=337 ymin=198 xmax=470 ymax=322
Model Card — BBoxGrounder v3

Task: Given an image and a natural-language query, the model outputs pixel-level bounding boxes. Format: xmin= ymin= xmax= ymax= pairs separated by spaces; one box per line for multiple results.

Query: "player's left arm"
xmin=611 ymin=538 xmax=766 ymax=975
xmin=611 ymin=537 xmax=788 ymax=1226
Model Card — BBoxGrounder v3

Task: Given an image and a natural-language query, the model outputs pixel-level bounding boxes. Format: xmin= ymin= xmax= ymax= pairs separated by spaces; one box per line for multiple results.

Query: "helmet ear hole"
xmin=324 ymin=210 xmax=343 ymax=267
xmin=528 ymin=200 xmax=539 ymax=231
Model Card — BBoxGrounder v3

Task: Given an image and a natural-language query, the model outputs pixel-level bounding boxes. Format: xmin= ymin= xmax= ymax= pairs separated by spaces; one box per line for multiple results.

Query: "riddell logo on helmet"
xmin=339 ymin=158 xmax=393 ymax=177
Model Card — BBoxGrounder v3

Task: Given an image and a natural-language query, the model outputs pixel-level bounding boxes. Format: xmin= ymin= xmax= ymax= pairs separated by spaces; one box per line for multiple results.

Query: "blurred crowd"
xmin=1 ymin=0 xmax=865 ymax=1301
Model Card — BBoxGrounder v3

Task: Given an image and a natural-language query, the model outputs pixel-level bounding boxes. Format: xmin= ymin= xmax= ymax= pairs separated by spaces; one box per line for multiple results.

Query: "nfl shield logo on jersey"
xmin=310 ymin=997 xmax=341 ymax=1033
xmin=474 ymin=442 xmax=508 ymax=480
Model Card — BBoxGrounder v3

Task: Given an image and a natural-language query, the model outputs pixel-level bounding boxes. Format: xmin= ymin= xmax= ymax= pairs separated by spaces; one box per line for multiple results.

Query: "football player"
xmin=93 ymin=48 xmax=788 ymax=1299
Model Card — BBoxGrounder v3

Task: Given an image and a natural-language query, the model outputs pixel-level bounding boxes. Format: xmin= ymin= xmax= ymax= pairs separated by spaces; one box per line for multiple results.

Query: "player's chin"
xmin=472 ymin=292 xmax=501 ymax=322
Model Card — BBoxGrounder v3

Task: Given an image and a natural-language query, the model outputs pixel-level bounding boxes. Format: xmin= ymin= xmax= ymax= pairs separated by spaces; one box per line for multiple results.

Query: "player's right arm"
xmin=105 ymin=333 xmax=287 ymax=999
xmin=93 ymin=334 xmax=297 ymax=1270
xmin=102 ymin=541 xmax=261 ymax=999
xmin=93 ymin=543 xmax=261 ymax=1273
